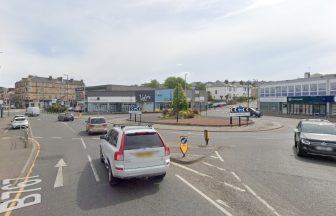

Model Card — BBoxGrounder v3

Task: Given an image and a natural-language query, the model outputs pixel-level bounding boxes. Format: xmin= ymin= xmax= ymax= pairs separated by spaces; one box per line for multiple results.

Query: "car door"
xmin=105 ymin=129 xmax=119 ymax=165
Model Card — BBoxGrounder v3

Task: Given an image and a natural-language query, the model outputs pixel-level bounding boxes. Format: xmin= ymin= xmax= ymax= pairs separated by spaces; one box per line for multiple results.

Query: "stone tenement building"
xmin=15 ymin=75 xmax=85 ymax=108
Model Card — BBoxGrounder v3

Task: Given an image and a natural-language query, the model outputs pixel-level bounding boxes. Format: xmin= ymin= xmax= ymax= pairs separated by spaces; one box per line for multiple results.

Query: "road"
xmin=1 ymin=111 xmax=336 ymax=216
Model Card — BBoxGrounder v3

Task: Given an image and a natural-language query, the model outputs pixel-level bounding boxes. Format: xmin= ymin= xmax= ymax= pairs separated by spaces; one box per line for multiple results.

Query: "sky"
xmin=0 ymin=0 xmax=336 ymax=87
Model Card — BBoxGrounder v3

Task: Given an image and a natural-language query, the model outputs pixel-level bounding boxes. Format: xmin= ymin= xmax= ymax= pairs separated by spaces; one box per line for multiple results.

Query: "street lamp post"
xmin=176 ymin=85 xmax=179 ymax=123
xmin=63 ymin=74 xmax=69 ymax=106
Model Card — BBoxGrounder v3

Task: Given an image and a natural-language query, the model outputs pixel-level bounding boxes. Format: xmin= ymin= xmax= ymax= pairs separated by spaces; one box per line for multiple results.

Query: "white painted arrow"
xmin=54 ymin=158 xmax=67 ymax=188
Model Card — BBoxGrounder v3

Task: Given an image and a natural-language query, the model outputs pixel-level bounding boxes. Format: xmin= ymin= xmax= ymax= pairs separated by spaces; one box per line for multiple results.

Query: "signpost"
xmin=179 ymin=135 xmax=189 ymax=157
xmin=229 ymin=106 xmax=251 ymax=126
xmin=129 ymin=105 xmax=142 ymax=122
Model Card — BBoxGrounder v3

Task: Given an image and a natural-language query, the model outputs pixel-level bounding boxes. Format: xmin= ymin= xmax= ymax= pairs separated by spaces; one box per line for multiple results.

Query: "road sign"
xmin=229 ymin=112 xmax=250 ymax=117
xmin=179 ymin=135 xmax=189 ymax=157
xmin=129 ymin=105 xmax=142 ymax=114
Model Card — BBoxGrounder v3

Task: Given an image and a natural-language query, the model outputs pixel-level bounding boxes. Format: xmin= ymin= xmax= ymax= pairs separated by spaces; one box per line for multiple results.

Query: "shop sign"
xmin=287 ymin=96 xmax=336 ymax=103
xmin=136 ymin=90 xmax=155 ymax=102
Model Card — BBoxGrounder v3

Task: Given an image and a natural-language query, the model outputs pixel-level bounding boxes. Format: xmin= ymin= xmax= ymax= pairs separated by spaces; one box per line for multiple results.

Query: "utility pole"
xmin=176 ymin=86 xmax=179 ymax=123
xmin=63 ymin=74 xmax=69 ymax=106
xmin=247 ymin=82 xmax=250 ymax=108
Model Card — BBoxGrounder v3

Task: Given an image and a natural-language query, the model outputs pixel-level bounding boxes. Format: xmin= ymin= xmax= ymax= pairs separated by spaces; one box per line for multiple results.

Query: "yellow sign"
xmin=179 ymin=135 xmax=189 ymax=157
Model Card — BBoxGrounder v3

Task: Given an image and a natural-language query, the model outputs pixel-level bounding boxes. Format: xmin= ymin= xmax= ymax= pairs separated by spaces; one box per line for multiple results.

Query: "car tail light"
xmin=102 ymin=124 xmax=108 ymax=127
xmin=114 ymin=132 xmax=125 ymax=161
xmin=164 ymin=146 xmax=170 ymax=156
xmin=89 ymin=124 xmax=94 ymax=128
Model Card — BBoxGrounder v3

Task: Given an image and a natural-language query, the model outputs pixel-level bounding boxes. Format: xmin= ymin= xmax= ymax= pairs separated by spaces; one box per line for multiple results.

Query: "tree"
xmin=142 ymin=79 xmax=161 ymax=89
xmin=193 ymin=82 xmax=206 ymax=90
xmin=207 ymin=91 xmax=214 ymax=102
xmin=163 ymin=77 xmax=189 ymax=89
xmin=172 ymin=83 xmax=188 ymax=112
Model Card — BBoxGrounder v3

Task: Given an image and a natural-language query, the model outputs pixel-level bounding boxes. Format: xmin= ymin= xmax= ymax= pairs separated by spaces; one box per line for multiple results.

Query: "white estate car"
xmin=11 ymin=117 xmax=29 ymax=129
xmin=100 ymin=125 xmax=170 ymax=185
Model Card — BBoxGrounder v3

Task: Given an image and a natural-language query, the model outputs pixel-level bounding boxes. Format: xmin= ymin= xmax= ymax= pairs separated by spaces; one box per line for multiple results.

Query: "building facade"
xmin=206 ymin=83 xmax=252 ymax=101
xmin=15 ymin=75 xmax=84 ymax=108
xmin=0 ymin=87 xmax=15 ymax=106
xmin=259 ymin=73 xmax=336 ymax=116
xmin=77 ymin=85 xmax=208 ymax=113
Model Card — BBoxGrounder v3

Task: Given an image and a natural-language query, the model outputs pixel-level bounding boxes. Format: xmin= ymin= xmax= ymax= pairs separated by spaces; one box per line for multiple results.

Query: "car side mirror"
xmin=100 ymin=135 xmax=107 ymax=140
xmin=294 ymin=129 xmax=299 ymax=133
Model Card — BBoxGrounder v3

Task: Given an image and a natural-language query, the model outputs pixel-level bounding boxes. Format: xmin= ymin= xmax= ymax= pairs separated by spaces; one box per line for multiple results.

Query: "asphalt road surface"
xmin=2 ymin=112 xmax=336 ymax=216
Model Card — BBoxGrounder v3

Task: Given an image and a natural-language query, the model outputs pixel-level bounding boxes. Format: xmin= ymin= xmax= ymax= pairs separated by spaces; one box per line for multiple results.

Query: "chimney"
xmin=304 ymin=72 xmax=311 ymax=78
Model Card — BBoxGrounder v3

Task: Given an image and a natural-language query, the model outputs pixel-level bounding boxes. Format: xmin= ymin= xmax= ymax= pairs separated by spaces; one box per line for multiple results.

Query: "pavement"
xmin=2 ymin=112 xmax=336 ymax=216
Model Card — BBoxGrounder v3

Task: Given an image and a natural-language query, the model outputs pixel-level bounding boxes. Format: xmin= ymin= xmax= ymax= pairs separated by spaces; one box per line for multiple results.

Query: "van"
xmin=26 ymin=107 xmax=40 ymax=117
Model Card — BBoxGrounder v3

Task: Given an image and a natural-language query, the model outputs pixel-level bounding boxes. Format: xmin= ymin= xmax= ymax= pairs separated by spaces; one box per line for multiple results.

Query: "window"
xmin=108 ymin=130 xmax=118 ymax=146
xmin=124 ymin=132 xmax=164 ymax=150
xmin=310 ymin=83 xmax=317 ymax=96
xmin=295 ymin=85 xmax=301 ymax=96
xmin=260 ymin=88 xmax=265 ymax=97
xmin=302 ymin=84 xmax=309 ymax=96
xmin=270 ymin=87 xmax=275 ymax=97
xmin=276 ymin=86 xmax=281 ymax=96
xmin=318 ymin=83 xmax=326 ymax=96
xmin=281 ymin=86 xmax=287 ymax=96
xmin=288 ymin=86 xmax=294 ymax=96
xmin=215 ymin=90 xmax=217 ymax=94
xmin=264 ymin=87 xmax=270 ymax=97
xmin=331 ymin=82 xmax=336 ymax=95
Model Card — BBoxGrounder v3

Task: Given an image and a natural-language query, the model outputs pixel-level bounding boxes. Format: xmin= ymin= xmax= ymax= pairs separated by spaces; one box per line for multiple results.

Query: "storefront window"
xmin=288 ymin=86 xmax=294 ymax=96
xmin=295 ymin=85 xmax=301 ymax=96
xmin=302 ymin=84 xmax=309 ymax=96
xmin=318 ymin=83 xmax=326 ymax=96
xmin=310 ymin=83 xmax=317 ymax=96
xmin=276 ymin=86 xmax=281 ymax=96
xmin=281 ymin=86 xmax=287 ymax=96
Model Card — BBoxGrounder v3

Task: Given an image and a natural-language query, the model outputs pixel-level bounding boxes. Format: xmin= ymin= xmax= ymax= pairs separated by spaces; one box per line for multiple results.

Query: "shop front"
xmin=287 ymin=96 xmax=336 ymax=116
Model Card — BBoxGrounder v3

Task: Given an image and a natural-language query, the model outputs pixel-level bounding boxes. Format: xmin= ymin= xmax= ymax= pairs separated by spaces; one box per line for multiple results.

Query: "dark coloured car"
xmin=248 ymin=107 xmax=262 ymax=118
xmin=58 ymin=113 xmax=74 ymax=121
xmin=294 ymin=119 xmax=336 ymax=157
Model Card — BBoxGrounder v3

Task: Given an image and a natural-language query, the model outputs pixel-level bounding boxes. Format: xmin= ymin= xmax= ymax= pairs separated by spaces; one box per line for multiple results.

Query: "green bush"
xmin=46 ymin=104 xmax=66 ymax=113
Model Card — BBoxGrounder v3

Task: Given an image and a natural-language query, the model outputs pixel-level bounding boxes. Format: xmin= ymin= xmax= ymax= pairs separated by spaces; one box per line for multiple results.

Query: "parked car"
xmin=86 ymin=117 xmax=108 ymax=135
xmin=11 ymin=116 xmax=29 ymax=129
xmin=248 ymin=107 xmax=262 ymax=117
xmin=58 ymin=113 xmax=74 ymax=121
xmin=99 ymin=125 xmax=170 ymax=185
xmin=294 ymin=119 xmax=336 ymax=157
xmin=26 ymin=107 xmax=40 ymax=117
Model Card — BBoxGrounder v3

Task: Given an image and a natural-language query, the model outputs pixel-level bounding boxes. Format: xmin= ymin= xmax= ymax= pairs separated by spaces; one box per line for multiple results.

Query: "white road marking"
xmin=223 ymin=182 xmax=246 ymax=192
xmin=54 ymin=159 xmax=67 ymax=188
xmin=63 ymin=122 xmax=77 ymax=134
xmin=171 ymin=162 xmax=211 ymax=178
xmin=80 ymin=138 xmax=87 ymax=149
xmin=243 ymin=183 xmax=281 ymax=216
xmin=202 ymin=162 xmax=227 ymax=171
xmin=176 ymin=174 xmax=233 ymax=216
xmin=51 ymin=137 xmax=62 ymax=139
xmin=215 ymin=151 xmax=224 ymax=162
xmin=4 ymin=129 xmax=8 ymax=134
xmin=72 ymin=137 xmax=81 ymax=140
xmin=34 ymin=137 xmax=43 ymax=139
xmin=1 ymin=137 xmax=10 ymax=140
xmin=91 ymin=138 xmax=100 ymax=140
xmin=216 ymin=199 xmax=232 ymax=209
xmin=87 ymin=155 xmax=100 ymax=182
xmin=211 ymin=155 xmax=219 ymax=159
xmin=231 ymin=171 xmax=241 ymax=182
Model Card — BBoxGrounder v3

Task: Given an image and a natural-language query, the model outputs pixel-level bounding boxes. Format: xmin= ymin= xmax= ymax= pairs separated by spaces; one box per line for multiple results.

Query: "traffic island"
xmin=168 ymin=145 xmax=218 ymax=164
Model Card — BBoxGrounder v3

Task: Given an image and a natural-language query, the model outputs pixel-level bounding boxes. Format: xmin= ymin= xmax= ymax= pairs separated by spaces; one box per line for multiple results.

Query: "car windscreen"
xmin=124 ymin=132 xmax=164 ymax=150
xmin=90 ymin=118 xmax=106 ymax=124
xmin=302 ymin=123 xmax=336 ymax=135
xmin=65 ymin=113 xmax=73 ymax=117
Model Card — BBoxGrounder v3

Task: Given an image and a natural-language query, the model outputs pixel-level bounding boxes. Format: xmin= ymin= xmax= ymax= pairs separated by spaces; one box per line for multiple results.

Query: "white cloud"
xmin=0 ymin=0 xmax=335 ymax=87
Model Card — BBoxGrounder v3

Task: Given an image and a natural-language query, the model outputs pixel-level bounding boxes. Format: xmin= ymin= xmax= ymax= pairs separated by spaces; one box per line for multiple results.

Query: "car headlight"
xmin=301 ymin=138 xmax=311 ymax=145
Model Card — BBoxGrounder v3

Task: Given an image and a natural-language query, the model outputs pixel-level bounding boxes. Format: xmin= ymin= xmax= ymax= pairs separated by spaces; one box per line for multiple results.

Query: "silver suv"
xmin=100 ymin=125 xmax=170 ymax=185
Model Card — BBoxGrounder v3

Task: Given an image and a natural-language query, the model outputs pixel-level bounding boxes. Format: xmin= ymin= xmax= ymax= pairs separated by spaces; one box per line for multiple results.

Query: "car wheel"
xmin=296 ymin=142 xmax=306 ymax=157
xmin=152 ymin=173 xmax=166 ymax=182
xmin=108 ymin=163 xmax=119 ymax=186
xmin=100 ymin=147 xmax=104 ymax=163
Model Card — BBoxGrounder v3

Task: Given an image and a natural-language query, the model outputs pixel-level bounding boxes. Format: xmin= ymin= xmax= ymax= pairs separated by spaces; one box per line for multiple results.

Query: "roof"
xmin=301 ymin=119 xmax=332 ymax=124
xmin=18 ymin=75 xmax=84 ymax=85
xmin=260 ymin=73 xmax=336 ymax=86
xmin=85 ymin=85 xmax=154 ymax=92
